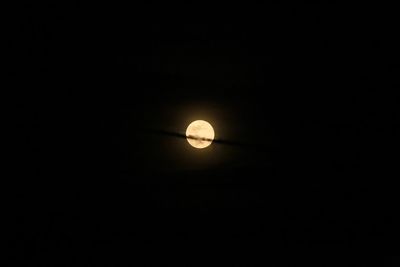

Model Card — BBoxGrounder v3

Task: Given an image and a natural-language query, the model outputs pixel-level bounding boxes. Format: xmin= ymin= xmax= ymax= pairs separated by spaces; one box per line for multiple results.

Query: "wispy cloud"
xmin=143 ymin=128 xmax=271 ymax=150
xmin=186 ymin=135 xmax=213 ymax=142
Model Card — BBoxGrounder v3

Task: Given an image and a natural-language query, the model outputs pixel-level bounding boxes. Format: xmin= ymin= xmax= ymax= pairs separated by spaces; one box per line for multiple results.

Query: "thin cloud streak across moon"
xmin=143 ymin=128 xmax=272 ymax=150
xmin=186 ymin=135 xmax=213 ymax=142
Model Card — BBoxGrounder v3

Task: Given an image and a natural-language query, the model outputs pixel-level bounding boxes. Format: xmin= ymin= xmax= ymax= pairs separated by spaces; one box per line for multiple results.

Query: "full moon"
xmin=186 ymin=120 xmax=215 ymax=149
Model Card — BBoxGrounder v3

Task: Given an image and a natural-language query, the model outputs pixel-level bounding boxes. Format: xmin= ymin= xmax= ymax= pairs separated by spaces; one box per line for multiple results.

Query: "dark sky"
xmin=8 ymin=3 xmax=399 ymax=266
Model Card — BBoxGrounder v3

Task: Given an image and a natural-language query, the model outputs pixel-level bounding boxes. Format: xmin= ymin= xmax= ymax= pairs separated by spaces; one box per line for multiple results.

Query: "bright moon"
xmin=186 ymin=120 xmax=215 ymax=149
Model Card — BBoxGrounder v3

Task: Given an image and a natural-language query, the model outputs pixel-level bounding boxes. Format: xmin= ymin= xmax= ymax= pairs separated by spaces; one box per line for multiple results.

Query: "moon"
xmin=186 ymin=120 xmax=215 ymax=149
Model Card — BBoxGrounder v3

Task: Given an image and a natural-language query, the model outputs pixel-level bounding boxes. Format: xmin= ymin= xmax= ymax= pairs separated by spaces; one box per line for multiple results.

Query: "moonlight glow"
xmin=186 ymin=120 xmax=215 ymax=149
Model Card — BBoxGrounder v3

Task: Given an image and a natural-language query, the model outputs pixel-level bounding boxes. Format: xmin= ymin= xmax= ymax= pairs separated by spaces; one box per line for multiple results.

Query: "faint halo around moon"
xmin=186 ymin=120 xmax=215 ymax=149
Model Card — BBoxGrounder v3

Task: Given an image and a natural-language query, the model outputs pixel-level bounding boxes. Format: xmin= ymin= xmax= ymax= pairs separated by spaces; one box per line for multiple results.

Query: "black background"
xmin=7 ymin=2 xmax=399 ymax=266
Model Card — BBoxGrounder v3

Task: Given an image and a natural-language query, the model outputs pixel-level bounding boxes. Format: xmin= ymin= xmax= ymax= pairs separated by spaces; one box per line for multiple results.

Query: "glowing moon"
xmin=186 ymin=120 xmax=215 ymax=149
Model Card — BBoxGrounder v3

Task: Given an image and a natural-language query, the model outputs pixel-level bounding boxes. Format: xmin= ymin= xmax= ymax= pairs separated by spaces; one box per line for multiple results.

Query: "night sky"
xmin=8 ymin=3 xmax=399 ymax=266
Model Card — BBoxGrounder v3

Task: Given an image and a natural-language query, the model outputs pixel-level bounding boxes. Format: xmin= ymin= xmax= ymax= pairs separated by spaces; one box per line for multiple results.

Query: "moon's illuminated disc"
xmin=186 ymin=120 xmax=215 ymax=149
